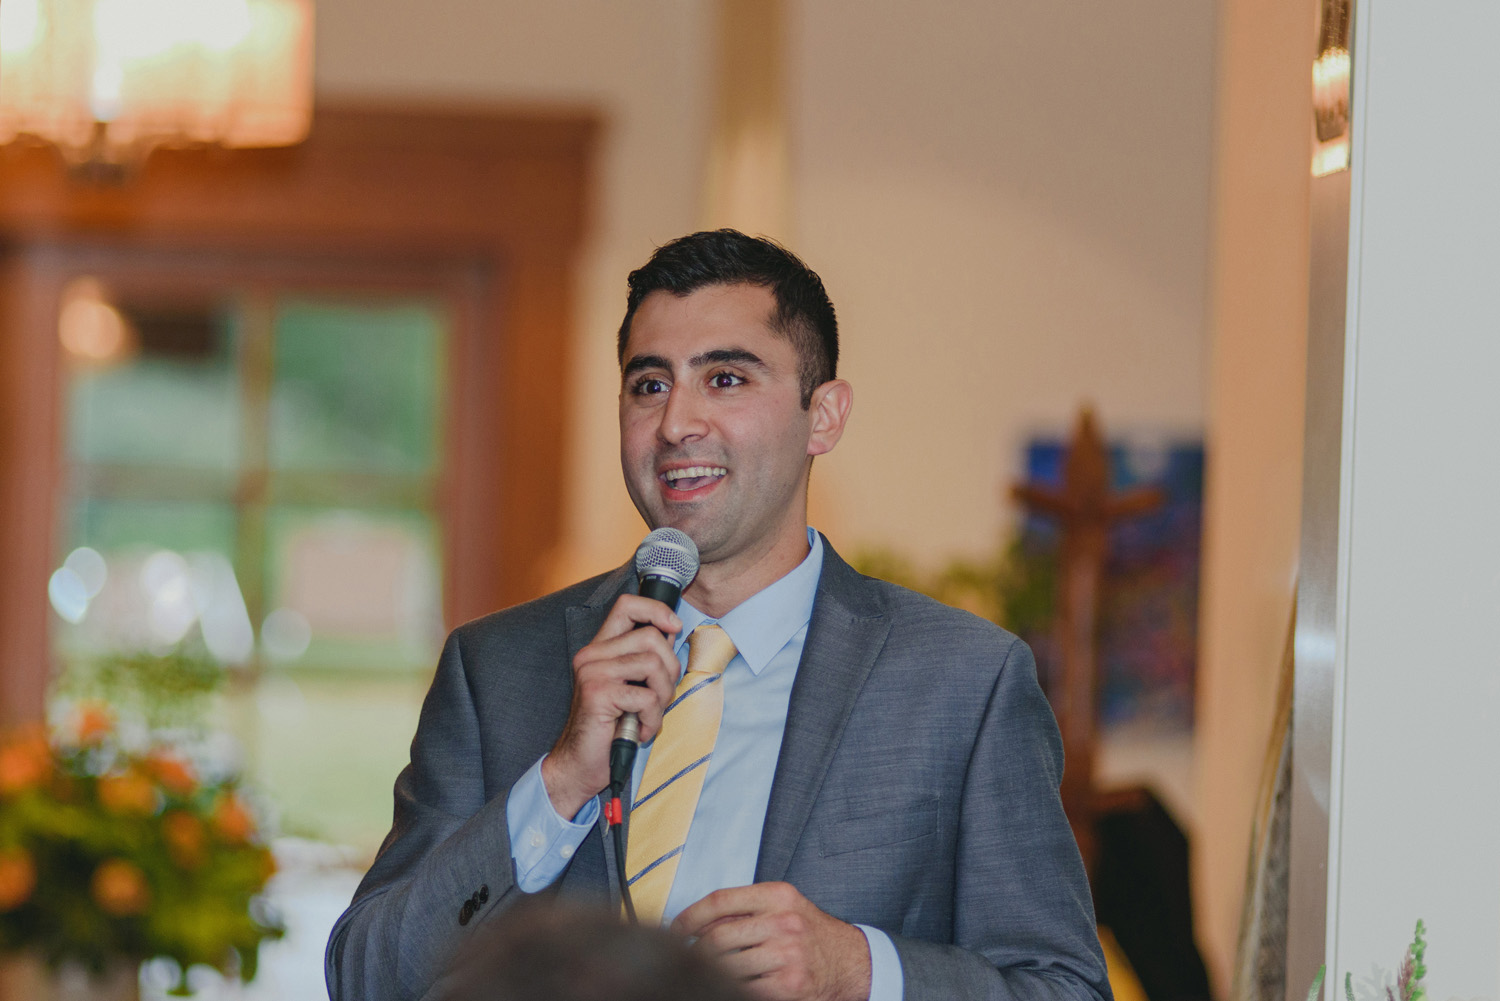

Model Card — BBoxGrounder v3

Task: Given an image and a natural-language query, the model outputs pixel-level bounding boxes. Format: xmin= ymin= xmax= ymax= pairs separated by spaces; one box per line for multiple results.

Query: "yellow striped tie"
xmin=625 ymin=623 xmax=736 ymax=925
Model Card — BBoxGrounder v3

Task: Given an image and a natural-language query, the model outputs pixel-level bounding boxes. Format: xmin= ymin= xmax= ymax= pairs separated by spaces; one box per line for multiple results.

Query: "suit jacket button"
xmin=459 ymin=900 xmax=474 ymax=925
xmin=478 ymin=885 xmax=489 ymax=904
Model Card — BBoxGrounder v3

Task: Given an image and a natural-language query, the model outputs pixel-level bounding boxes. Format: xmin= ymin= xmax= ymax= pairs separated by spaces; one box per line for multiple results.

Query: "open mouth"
xmin=661 ymin=464 xmax=727 ymax=493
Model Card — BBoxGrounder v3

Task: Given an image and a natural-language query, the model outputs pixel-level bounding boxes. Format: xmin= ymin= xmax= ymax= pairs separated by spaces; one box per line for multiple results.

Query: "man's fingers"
xmin=635 ymin=647 xmax=679 ymax=707
xmin=574 ymin=643 xmax=674 ymax=687
xmin=685 ymin=912 xmax=788 ymax=990
xmin=595 ymin=594 xmax=682 ymax=641
xmin=713 ymin=939 xmax=785 ymax=983
xmin=611 ymin=681 xmax=668 ymax=719
xmin=575 ymin=629 xmax=677 ymax=683
xmin=694 ymin=911 xmax=781 ymax=957
xmin=574 ymin=624 xmax=674 ymax=670
xmin=672 ymin=884 xmax=775 ymax=937
xmin=573 ymin=642 xmax=677 ymax=712
xmin=570 ymin=672 xmax=669 ymax=730
xmin=634 ymin=701 xmax=666 ymax=743
xmin=673 ymin=884 xmax=868 ymax=1001
xmin=696 ymin=915 xmax=814 ymax=1001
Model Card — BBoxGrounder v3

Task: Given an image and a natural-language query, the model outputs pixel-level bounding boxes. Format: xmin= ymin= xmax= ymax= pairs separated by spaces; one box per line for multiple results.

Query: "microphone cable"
xmin=607 ymin=747 xmax=638 ymax=924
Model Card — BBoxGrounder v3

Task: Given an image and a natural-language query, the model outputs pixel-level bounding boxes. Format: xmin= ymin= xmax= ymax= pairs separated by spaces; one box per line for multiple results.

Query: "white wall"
xmin=1324 ymin=0 xmax=1500 ymax=992
xmin=791 ymin=1 xmax=1215 ymax=560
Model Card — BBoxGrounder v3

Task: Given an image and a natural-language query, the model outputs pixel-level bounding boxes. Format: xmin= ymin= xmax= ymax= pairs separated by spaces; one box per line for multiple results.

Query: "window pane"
xmin=52 ymin=499 xmax=246 ymax=661
xmin=232 ymin=674 xmax=429 ymax=855
xmin=68 ymin=496 xmax=238 ymax=554
xmin=66 ymin=289 xmax=242 ymax=471
xmin=261 ymin=506 xmax=444 ymax=673
xmin=269 ymin=299 xmax=444 ymax=475
xmin=52 ymin=278 xmax=452 ymax=871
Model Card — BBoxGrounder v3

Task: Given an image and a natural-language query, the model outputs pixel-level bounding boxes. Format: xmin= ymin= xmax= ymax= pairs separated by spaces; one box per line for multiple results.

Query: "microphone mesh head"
xmin=634 ymin=528 xmax=700 ymax=589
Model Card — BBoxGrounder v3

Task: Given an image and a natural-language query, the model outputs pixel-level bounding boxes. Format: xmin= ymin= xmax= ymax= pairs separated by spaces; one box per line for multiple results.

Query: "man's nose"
xmin=658 ymin=385 xmax=709 ymax=444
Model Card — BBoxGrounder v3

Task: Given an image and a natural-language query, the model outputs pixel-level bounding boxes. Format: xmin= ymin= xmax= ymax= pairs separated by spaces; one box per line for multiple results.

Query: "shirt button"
xmin=529 ymin=831 xmax=545 ymax=848
xmin=559 ymin=845 xmax=574 ymax=859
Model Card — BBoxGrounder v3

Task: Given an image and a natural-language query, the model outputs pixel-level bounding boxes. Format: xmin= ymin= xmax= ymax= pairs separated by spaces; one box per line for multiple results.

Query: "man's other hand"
xmin=541 ymin=595 xmax=681 ymax=818
xmin=673 ymin=883 xmax=872 ymax=1001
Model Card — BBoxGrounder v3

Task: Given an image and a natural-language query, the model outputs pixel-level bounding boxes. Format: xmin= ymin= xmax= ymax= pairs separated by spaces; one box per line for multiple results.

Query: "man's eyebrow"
xmin=622 ymin=354 xmax=671 ymax=378
xmin=691 ymin=348 xmax=767 ymax=370
xmin=621 ymin=347 xmax=769 ymax=377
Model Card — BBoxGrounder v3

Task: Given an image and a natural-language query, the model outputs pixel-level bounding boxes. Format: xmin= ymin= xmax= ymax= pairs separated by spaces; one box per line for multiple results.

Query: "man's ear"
xmin=806 ymin=379 xmax=853 ymax=457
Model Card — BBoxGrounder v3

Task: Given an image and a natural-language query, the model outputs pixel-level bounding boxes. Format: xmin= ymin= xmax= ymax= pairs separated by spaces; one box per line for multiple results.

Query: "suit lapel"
xmin=564 ymin=562 xmax=636 ymax=660
xmin=755 ymin=542 xmax=890 ymax=884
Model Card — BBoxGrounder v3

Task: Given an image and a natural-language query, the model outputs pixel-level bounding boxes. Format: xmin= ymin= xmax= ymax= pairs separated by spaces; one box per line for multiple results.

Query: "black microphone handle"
xmin=636 ymin=574 xmax=682 ymax=608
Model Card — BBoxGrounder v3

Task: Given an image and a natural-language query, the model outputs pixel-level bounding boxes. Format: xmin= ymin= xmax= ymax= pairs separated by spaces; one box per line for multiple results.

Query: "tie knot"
xmin=686 ymin=624 xmax=737 ymax=677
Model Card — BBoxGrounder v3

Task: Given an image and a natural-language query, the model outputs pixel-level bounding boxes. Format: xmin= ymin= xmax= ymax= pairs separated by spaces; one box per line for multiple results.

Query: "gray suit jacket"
xmin=326 ymin=539 xmax=1110 ymax=1001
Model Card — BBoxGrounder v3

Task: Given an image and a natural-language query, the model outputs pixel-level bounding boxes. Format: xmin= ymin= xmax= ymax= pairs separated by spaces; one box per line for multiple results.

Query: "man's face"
xmin=619 ymin=283 xmax=832 ymax=571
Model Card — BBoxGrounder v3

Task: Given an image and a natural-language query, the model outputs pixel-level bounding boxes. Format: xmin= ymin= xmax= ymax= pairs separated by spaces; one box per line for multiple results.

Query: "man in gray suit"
xmin=327 ymin=230 xmax=1110 ymax=1001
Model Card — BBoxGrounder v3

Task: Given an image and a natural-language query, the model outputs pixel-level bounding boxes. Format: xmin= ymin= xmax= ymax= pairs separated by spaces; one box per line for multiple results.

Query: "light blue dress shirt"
xmin=506 ymin=528 xmax=902 ymax=1000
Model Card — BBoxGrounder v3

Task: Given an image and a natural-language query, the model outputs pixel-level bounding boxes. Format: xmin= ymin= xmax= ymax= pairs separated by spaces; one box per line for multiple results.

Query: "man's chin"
xmin=642 ymin=515 xmax=728 ymax=563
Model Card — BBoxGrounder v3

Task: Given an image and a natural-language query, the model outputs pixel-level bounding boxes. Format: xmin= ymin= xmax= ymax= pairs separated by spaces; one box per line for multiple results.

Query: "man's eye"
xmin=632 ymin=377 xmax=669 ymax=395
xmin=709 ymin=372 xmax=745 ymax=389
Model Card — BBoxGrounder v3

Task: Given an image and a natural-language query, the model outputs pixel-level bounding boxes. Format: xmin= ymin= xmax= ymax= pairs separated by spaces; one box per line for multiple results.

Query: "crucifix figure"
xmin=1011 ymin=407 xmax=1162 ymax=870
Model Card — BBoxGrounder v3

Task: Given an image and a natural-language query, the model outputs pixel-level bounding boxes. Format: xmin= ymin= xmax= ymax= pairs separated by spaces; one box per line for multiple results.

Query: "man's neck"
xmin=681 ymin=527 xmax=812 ymax=619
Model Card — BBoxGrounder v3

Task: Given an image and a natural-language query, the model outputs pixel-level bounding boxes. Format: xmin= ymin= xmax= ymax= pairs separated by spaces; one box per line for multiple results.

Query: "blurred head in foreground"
xmin=434 ymin=898 xmax=751 ymax=1001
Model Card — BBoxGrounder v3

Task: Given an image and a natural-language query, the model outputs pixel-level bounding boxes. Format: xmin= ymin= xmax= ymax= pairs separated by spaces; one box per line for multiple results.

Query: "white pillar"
xmin=1195 ymin=0 xmax=1314 ymax=987
xmin=1318 ymin=0 xmax=1500 ymax=992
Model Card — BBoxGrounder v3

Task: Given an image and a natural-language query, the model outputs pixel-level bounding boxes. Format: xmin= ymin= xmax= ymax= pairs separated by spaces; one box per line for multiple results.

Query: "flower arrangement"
xmin=1305 ymin=920 xmax=1429 ymax=1001
xmin=0 ymin=705 xmax=282 ymax=995
xmin=1347 ymin=920 xmax=1427 ymax=1001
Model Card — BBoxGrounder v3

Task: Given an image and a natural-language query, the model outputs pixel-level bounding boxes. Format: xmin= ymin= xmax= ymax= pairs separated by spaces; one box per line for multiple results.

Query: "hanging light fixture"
xmin=0 ymin=0 xmax=314 ymax=181
xmin=1311 ymin=0 xmax=1351 ymax=178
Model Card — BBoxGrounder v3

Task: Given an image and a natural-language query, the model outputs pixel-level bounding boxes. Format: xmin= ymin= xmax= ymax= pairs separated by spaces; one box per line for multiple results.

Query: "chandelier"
xmin=1311 ymin=0 xmax=1351 ymax=178
xmin=0 ymin=0 xmax=314 ymax=180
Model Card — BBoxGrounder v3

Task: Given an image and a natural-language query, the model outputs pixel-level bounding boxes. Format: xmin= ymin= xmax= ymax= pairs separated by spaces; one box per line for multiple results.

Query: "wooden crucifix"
xmin=1010 ymin=407 xmax=1163 ymax=870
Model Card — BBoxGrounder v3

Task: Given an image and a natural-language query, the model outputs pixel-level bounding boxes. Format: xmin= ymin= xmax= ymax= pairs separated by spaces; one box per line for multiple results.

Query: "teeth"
xmin=664 ymin=465 xmax=727 ymax=482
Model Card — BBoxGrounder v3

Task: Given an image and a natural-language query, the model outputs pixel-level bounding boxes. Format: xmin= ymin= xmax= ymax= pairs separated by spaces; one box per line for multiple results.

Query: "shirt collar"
xmin=674 ymin=527 xmax=823 ymax=676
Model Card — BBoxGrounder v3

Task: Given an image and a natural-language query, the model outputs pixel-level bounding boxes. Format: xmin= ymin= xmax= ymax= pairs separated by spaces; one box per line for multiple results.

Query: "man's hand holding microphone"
xmin=541 ymin=528 xmax=698 ymax=822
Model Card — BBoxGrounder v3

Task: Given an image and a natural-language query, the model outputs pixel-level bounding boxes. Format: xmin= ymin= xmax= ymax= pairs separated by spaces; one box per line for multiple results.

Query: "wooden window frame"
xmin=0 ymin=103 xmax=599 ymax=724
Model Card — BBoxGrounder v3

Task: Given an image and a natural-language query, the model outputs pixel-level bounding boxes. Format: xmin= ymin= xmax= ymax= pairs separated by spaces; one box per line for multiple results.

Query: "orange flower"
xmin=145 ymin=753 xmax=197 ymax=797
xmin=91 ymin=859 xmax=150 ymax=916
xmin=0 ymin=849 xmax=36 ymax=910
xmin=73 ymin=704 xmax=114 ymax=745
xmin=0 ymin=726 xmax=52 ymax=795
xmin=162 ymin=811 xmax=206 ymax=869
xmin=211 ymin=793 xmax=255 ymax=843
xmin=97 ymin=771 xmax=158 ymax=815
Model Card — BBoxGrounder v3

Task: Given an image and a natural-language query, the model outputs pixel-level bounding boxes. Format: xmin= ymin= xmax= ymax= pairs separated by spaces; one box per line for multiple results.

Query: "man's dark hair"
xmin=433 ymin=898 xmax=752 ymax=1001
xmin=617 ymin=229 xmax=838 ymax=408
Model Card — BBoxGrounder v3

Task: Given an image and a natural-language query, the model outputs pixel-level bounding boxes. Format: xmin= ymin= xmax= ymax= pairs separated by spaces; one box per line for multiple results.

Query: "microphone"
xmin=610 ymin=528 xmax=700 ymax=764
xmin=607 ymin=528 xmax=698 ymax=923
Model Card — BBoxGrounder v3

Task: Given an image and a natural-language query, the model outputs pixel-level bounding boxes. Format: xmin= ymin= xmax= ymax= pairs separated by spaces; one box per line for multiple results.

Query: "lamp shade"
xmin=0 ymin=0 xmax=313 ymax=165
